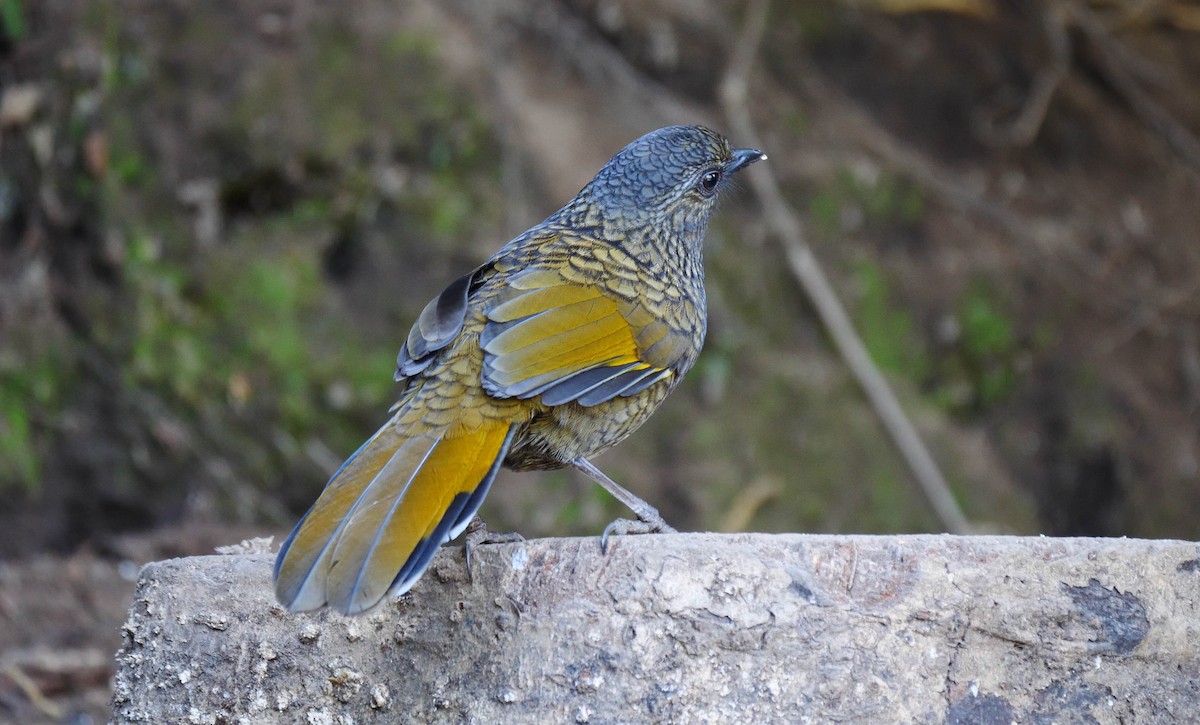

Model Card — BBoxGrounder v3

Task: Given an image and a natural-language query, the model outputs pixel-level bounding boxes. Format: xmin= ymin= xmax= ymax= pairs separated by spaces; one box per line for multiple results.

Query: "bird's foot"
xmin=600 ymin=515 xmax=678 ymax=554
xmin=464 ymin=516 xmax=525 ymax=581
xmin=464 ymin=515 xmax=525 ymax=545
xmin=570 ymin=457 xmax=677 ymax=553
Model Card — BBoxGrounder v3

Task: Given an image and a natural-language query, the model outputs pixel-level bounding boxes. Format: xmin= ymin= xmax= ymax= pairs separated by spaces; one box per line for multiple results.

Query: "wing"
xmin=479 ymin=267 xmax=692 ymax=407
xmin=395 ymin=264 xmax=489 ymax=381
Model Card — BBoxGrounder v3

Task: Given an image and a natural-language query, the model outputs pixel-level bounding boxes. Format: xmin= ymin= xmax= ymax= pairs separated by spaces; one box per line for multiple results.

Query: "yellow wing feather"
xmin=482 ymin=272 xmax=686 ymax=402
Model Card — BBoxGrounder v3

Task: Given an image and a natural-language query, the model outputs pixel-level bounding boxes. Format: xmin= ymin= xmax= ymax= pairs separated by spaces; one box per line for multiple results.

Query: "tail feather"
xmin=274 ymin=419 xmax=515 ymax=615
xmin=383 ymin=427 xmax=512 ymax=597
xmin=273 ymin=424 xmax=409 ymax=610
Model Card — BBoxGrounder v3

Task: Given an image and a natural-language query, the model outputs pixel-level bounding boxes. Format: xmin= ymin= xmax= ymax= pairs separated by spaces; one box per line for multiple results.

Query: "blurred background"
xmin=2 ymin=0 xmax=1199 ymax=720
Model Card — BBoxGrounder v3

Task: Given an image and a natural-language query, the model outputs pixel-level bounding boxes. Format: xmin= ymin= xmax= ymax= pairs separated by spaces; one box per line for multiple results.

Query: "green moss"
xmin=809 ymin=187 xmax=843 ymax=237
xmin=810 ymin=167 xmax=925 ymax=240
xmin=784 ymin=110 xmax=808 ymax=134
xmin=854 ymin=258 xmax=930 ymax=380
xmin=928 ymin=280 xmax=1020 ymax=413
xmin=219 ymin=22 xmax=501 ymax=244
xmin=959 ymin=282 xmax=1016 ymax=406
xmin=384 ymin=31 xmax=438 ymax=60
xmin=0 ymin=354 xmax=69 ymax=492
xmin=0 ymin=0 xmax=23 ymax=41
xmin=425 ymin=179 xmax=474 ymax=238
xmin=56 ymin=2 xmax=509 ymax=522
xmin=0 ymin=404 xmax=36 ymax=488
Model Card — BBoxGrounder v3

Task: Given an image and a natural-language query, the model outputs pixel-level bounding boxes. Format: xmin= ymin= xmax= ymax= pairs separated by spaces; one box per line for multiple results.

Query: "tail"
xmin=274 ymin=418 xmax=516 ymax=615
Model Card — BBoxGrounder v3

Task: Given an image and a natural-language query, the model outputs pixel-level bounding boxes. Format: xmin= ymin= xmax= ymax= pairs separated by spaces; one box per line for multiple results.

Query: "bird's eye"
xmin=697 ymin=169 xmax=722 ymax=196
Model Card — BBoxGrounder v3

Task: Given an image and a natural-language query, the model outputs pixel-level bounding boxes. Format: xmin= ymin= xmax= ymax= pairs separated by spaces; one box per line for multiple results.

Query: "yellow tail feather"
xmin=274 ymin=419 xmax=514 ymax=615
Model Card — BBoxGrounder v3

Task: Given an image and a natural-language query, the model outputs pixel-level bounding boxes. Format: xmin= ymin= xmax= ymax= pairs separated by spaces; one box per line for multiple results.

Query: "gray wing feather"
xmin=395 ymin=269 xmax=481 ymax=381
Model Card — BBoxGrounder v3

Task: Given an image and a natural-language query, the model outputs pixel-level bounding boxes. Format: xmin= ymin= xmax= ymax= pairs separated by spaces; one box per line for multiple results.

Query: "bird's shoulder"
xmin=483 ymin=227 xmax=682 ymax=308
xmin=473 ymin=230 xmax=703 ymax=375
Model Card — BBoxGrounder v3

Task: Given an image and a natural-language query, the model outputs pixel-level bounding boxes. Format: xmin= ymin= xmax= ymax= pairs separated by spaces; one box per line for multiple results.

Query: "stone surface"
xmin=112 ymin=534 xmax=1200 ymax=723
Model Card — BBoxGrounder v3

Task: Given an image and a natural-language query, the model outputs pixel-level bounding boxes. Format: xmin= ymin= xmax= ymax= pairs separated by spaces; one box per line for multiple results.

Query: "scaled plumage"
xmin=274 ymin=125 xmax=765 ymax=615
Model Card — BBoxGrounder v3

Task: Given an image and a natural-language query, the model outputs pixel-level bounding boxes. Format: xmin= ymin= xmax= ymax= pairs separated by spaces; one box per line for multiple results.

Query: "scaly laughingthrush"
xmin=274 ymin=125 xmax=766 ymax=615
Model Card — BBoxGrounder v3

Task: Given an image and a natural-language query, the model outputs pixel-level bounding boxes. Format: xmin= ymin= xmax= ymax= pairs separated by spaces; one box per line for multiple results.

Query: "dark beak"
xmin=726 ymin=148 xmax=767 ymax=175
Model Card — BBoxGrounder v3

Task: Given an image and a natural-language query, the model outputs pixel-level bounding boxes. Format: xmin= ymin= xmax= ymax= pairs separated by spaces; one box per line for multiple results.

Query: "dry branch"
xmin=1071 ymin=2 xmax=1200 ymax=172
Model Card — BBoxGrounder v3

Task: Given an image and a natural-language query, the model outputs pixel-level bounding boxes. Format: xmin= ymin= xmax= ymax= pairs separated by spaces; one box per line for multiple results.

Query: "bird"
xmin=273 ymin=125 xmax=766 ymax=615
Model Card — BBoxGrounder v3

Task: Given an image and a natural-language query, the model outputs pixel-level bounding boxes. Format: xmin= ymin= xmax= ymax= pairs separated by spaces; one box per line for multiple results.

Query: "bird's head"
xmin=574 ymin=125 xmax=766 ymax=241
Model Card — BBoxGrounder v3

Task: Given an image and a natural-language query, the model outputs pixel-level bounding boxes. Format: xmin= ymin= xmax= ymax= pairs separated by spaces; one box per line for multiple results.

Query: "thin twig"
xmin=974 ymin=2 xmax=1073 ymax=148
xmin=1098 ymin=275 xmax=1200 ymax=355
xmin=720 ymin=0 xmax=971 ymax=535
xmin=1 ymin=664 xmax=64 ymax=720
xmin=974 ymin=0 xmax=1200 ymax=170
xmin=718 ymin=477 xmax=783 ymax=533
xmin=1071 ymin=2 xmax=1200 ymax=172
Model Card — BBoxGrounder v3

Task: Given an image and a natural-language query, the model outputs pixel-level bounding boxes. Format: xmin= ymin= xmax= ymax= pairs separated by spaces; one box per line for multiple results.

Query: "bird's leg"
xmin=570 ymin=457 xmax=677 ymax=553
xmin=463 ymin=515 xmax=525 ymax=582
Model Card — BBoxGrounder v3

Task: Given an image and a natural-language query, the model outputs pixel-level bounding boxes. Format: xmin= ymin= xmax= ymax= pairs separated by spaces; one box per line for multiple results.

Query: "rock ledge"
xmin=113 ymin=534 xmax=1200 ymax=723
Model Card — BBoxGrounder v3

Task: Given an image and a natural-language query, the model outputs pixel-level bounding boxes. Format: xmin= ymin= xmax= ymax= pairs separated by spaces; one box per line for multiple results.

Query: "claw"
xmin=600 ymin=519 xmax=621 ymax=555
xmin=599 ymin=516 xmax=678 ymax=554
xmin=572 ymin=456 xmax=677 ymax=554
xmin=463 ymin=515 xmax=524 ymax=582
